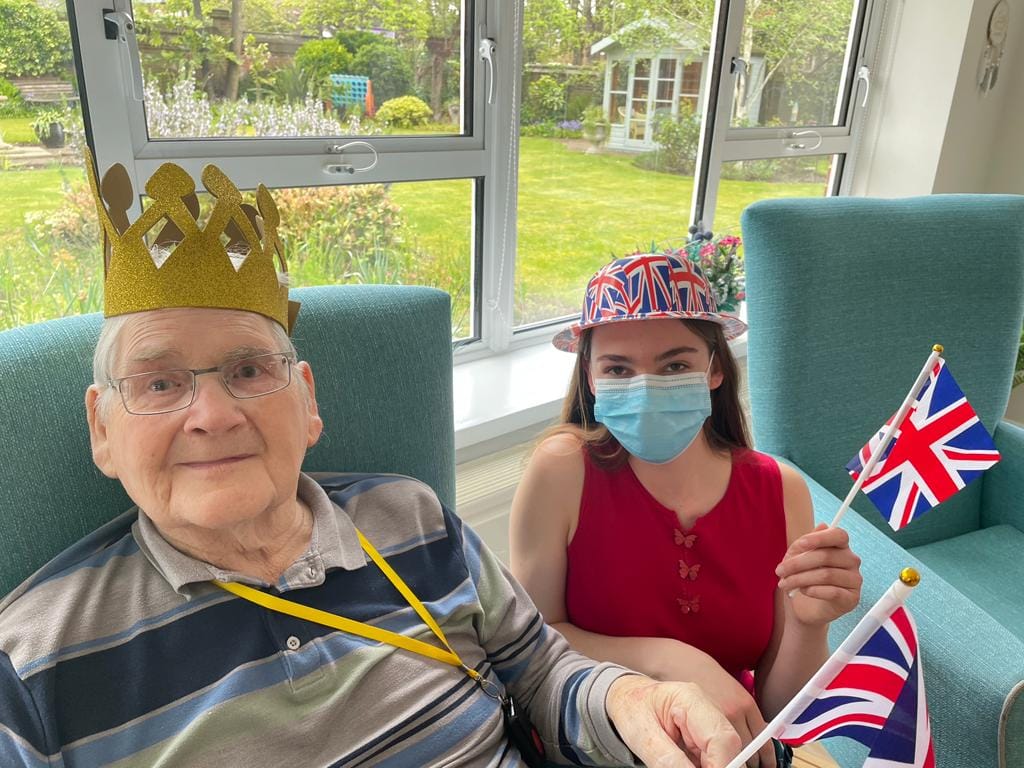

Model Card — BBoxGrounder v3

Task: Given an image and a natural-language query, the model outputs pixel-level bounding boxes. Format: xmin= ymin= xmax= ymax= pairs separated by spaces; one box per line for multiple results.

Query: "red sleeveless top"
xmin=565 ymin=449 xmax=788 ymax=680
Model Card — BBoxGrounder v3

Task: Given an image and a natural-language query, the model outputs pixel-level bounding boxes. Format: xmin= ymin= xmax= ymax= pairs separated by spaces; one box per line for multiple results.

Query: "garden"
xmin=1 ymin=0 xmax=832 ymax=336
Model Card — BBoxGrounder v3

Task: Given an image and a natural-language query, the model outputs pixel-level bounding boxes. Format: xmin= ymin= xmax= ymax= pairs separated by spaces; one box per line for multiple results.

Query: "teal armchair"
xmin=741 ymin=195 xmax=1024 ymax=767
xmin=0 ymin=284 xmax=455 ymax=600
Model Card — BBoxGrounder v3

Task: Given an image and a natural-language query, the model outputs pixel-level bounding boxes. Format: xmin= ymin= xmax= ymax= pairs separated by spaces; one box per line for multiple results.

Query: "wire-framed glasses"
xmin=109 ymin=352 xmax=295 ymax=415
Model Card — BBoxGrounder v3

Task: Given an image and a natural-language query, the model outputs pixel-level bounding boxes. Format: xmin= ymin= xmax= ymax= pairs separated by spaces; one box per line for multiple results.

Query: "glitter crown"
xmin=85 ymin=149 xmax=298 ymax=332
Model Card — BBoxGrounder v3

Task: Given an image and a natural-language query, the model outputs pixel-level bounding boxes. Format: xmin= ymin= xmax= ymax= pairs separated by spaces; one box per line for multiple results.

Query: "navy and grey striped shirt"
xmin=0 ymin=472 xmax=637 ymax=767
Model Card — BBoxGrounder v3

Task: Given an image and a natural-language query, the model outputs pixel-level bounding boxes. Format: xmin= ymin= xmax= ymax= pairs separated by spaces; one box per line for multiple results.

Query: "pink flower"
xmin=719 ymin=235 xmax=741 ymax=248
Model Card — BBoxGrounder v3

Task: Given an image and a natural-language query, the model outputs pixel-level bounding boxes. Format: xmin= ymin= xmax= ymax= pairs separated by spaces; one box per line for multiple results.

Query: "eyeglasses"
xmin=109 ymin=352 xmax=295 ymax=415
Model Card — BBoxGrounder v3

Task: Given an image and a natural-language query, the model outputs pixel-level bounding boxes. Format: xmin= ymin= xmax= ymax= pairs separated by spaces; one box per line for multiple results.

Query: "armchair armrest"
xmin=781 ymin=460 xmax=1024 ymax=768
xmin=981 ymin=420 xmax=1024 ymax=531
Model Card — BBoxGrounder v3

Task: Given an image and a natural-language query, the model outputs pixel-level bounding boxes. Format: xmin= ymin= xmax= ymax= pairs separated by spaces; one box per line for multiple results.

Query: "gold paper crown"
xmin=85 ymin=149 xmax=299 ymax=332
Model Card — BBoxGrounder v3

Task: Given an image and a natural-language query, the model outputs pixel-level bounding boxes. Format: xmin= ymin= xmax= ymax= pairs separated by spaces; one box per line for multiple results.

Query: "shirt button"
xmin=286 ymin=635 xmax=301 ymax=651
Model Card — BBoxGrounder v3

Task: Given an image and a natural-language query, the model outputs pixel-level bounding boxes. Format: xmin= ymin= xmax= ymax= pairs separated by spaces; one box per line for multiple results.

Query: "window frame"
xmin=692 ymin=0 xmax=882 ymax=231
xmin=69 ymin=0 xmax=885 ymax=360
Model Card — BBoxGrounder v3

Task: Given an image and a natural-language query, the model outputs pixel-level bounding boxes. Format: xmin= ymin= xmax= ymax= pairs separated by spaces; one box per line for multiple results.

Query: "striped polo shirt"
xmin=0 ymin=472 xmax=637 ymax=767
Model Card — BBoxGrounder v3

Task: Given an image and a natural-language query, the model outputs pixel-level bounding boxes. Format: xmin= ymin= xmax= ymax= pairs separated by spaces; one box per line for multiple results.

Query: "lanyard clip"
xmin=463 ymin=665 xmax=503 ymax=700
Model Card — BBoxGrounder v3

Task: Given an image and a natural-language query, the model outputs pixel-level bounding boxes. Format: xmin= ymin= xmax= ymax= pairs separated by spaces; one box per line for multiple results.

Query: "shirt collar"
xmin=133 ymin=473 xmax=367 ymax=596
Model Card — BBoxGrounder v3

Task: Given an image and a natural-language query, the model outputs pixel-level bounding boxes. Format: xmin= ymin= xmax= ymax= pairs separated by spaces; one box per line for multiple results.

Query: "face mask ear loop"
xmin=706 ymin=349 xmax=716 ymax=377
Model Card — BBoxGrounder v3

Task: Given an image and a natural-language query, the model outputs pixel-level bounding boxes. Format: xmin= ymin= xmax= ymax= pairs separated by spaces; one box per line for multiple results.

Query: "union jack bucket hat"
xmin=552 ymin=251 xmax=747 ymax=352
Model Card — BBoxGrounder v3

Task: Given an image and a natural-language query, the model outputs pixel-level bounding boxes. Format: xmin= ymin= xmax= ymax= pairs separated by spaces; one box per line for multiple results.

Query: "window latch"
xmin=103 ymin=10 xmax=144 ymax=102
xmin=479 ymin=38 xmax=496 ymax=105
xmin=856 ymin=65 xmax=871 ymax=108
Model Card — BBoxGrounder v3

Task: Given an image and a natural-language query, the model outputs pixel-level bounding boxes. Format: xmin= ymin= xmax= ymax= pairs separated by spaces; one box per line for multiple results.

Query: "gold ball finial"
xmin=932 ymin=344 xmax=944 ymax=354
xmin=899 ymin=567 xmax=921 ymax=587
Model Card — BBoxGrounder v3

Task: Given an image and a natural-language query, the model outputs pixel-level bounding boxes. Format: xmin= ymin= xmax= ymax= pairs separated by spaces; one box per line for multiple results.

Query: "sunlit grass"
xmin=0 ymin=141 xmax=826 ymax=332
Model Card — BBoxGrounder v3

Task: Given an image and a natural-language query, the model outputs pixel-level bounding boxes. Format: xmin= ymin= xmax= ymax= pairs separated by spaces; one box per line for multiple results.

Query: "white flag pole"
xmin=722 ymin=569 xmax=921 ymax=768
xmin=829 ymin=345 xmax=944 ymax=528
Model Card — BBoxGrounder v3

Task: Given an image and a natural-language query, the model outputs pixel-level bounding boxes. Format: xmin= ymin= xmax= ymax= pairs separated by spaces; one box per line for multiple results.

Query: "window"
xmin=64 ymin=0 xmax=490 ymax=347
xmin=2 ymin=0 xmax=881 ymax=350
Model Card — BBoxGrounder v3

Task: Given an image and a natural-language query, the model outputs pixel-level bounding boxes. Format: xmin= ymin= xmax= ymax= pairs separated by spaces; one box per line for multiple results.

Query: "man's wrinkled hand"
xmin=605 ymin=675 xmax=742 ymax=768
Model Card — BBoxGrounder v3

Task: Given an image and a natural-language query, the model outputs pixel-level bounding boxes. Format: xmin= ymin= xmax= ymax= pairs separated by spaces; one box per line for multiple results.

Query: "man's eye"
xmin=233 ymin=363 xmax=265 ymax=379
xmin=146 ymin=377 xmax=180 ymax=393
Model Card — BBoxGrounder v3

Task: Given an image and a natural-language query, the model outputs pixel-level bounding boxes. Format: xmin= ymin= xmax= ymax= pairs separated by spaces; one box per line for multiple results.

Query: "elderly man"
xmin=0 ymin=157 xmax=741 ymax=768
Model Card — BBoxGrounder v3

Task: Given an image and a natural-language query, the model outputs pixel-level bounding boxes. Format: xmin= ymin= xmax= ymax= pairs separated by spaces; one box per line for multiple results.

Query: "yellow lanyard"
xmin=213 ymin=529 xmax=496 ymax=693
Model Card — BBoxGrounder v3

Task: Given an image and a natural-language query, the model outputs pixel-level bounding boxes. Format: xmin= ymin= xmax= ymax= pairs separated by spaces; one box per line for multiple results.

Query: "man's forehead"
xmin=118 ymin=308 xmax=278 ymax=361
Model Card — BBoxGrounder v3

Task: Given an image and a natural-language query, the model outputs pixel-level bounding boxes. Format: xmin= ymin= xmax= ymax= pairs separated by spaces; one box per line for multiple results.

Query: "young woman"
xmin=510 ymin=252 xmax=862 ymax=767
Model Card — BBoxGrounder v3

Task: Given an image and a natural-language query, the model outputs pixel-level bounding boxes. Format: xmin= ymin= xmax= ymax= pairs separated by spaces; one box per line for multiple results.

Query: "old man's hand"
xmin=605 ymin=675 xmax=742 ymax=768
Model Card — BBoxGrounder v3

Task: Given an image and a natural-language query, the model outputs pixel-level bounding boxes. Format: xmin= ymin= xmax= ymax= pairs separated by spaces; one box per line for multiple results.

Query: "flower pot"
xmin=36 ymin=122 xmax=65 ymax=149
xmin=583 ymin=123 xmax=607 ymax=144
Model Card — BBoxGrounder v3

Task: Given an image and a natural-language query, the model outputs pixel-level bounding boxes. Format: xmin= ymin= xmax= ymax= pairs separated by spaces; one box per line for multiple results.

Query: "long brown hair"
xmin=545 ymin=319 xmax=750 ymax=469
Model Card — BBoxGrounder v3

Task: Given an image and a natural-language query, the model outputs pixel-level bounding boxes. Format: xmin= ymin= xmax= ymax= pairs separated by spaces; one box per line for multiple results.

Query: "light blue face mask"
xmin=592 ymin=355 xmax=714 ymax=464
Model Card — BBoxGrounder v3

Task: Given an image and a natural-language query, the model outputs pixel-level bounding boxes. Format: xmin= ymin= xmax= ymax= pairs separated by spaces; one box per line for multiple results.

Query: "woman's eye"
xmin=665 ymin=362 xmax=689 ymax=373
xmin=604 ymin=365 xmax=628 ymax=376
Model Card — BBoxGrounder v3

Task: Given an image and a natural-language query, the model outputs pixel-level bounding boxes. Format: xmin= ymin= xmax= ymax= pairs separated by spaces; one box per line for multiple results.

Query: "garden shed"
xmin=590 ymin=17 xmax=763 ymax=152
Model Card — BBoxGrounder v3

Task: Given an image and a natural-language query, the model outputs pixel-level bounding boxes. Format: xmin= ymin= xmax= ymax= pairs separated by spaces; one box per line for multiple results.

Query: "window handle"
xmin=785 ymin=129 xmax=823 ymax=151
xmin=730 ymin=57 xmax=748 ymax=76
xmin=479 ymin=38 xmax=496 ymax=105
xmin=103 ymin=10 xmax=144 ymax=102
xmin=856 ymin=65 xmax=871 ymax=108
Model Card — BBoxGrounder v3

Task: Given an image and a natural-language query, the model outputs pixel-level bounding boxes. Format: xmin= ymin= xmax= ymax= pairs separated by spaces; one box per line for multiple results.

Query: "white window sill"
xmin=453 ymin=326 xmax=748 ymax=464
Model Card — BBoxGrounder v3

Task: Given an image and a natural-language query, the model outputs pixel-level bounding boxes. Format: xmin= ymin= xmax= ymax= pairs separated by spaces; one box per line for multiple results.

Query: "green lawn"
xmin=0 ymin=140 xmax=825 ymax=331
xmin=0 ymin=165 xmax=83 ymax=233
xmin=0 ymin=116 xmax=38 ymax=145
xmin=509 ymin=138 xmax=823 ymax=323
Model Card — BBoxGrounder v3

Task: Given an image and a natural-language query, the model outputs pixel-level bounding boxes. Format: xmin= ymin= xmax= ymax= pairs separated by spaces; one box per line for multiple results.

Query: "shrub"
xmin=720 ymin=158 xmax=782 ymax=182
xmin=375 ymin=95 xmax=433 ymax=127
xmin=0 ymin=0 xmax=71 ymax=78
xmin=0 ymin=75 xmax=30 ymax=117
xmin=351 ymin=41 xmax=413 ymax=104
xmin=636 ymin=101 xmax=701 ymax=175
xmin=294 ymin=39 xmax=353 ymax=98
xmin=143 ymin=78 xmax=348 ymax=138
xmin=274 ymin=185 xmax=404 ymax=284
xmin=522 ymin=74 xmax=564 ymax=124
xmin=336 ymin=31 xmax=381 ymax=55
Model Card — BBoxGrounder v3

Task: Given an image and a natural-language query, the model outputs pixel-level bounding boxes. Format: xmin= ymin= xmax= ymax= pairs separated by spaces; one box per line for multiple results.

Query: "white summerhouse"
xmin=591 ymin=18 xmax=764 ymax=151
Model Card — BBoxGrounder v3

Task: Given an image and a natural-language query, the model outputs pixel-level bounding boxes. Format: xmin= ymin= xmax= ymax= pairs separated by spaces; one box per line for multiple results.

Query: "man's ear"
xmin=296 ymin=362 xmax=323 ymax=448
xmin=85 ymin=386 xmax=119 ymax=479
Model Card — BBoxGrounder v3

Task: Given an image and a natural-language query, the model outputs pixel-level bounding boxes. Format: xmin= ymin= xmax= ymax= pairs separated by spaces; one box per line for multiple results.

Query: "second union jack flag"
xmin=778 ymin=605 xmax=935 ymax=767
xmin=846 ymin=358 xmax=1000 ymax=531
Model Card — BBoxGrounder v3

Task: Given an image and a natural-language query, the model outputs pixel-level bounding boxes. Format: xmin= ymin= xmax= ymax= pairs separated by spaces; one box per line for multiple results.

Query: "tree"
xmin=224 ymin=0 xmax=245 ymax=101
xmin=294 ymin=39 xmax=353 ymax=98
xmin=734 ymin=0 xmax=854 ymax=125
xmin=300 ymin=0 xmax=459 ymax=118
xmin=0 ymin=0 xmax=72 ymax=78
xmin=352 ymin=41 xmax=414 ymax=104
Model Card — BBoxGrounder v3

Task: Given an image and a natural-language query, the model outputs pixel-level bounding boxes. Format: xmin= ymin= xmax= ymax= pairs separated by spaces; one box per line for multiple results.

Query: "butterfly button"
xmin=674 ymin=529 xmax=697 ymax=548
xmin=677 ymin=595 xmax=701 ymax=615
xmin=678 ymin=561 xmax=701 ymax=581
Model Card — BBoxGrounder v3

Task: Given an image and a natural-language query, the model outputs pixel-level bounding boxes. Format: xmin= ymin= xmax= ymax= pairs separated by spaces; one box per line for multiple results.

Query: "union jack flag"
xmin=622 ymin=254 xmax=678 ymax=314
xmin=778 ymin=605 xmax=935 ymax=768
xmin=847 ymin=358 xmax=1000 ymax=530
xmin=585 ymin=264 xmax=629 ymax=321
xmin=668 ymin=256 xmax=710 ymax=312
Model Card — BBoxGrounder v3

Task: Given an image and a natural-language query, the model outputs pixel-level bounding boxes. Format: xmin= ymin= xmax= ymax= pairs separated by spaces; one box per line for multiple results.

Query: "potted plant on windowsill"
xmin=680 ymin=231 xmax=745 ymax=315
xmin=31 ymin=109 xmax=66 ymax=149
